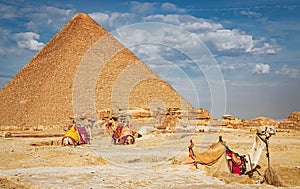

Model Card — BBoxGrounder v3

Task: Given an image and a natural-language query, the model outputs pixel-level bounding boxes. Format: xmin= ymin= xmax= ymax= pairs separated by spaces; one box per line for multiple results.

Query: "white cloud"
xmin=144 ymin=14 xmax=279 ymax=55
xmin=0 ymin=29 xmax=12 ymax=55
xmin=144 ymin=14 xmax=180 ymax=25
xmin=199 ymin=29 xmax=279 ymax=54
xmin=24 ymin=6 xmax=75 ymax=31
xmin=13 ymin=32 xmax=44 ymax=51
xmin=112 ymin=22 xmax=212 ymax=64
xmin=129 ymin=44 xmax=165 ymax=60
xmin=239 ymin=10 xmax=269 ymax=23
xmin=181 ymin=21 xmax=222 ymax=32
xmin=252 ymin=41 xmax=281 ymax=54
xmin=275 ymin=64 xmax=300 ymax=78
xmin=201 ymin=29 xmax=254 ymax=52
xmin=240 ymin=10 xmax=261 ymax=18
xmin=144 ymin=14 xmax=222 ymax=32
xmin=111 ymin=18 xmax=279 ymax=77
xmin=0 ymin=3 xmax=75 ymax=31
xmin=89 ymin=12 xmax=135 ymax=30
xmin=130 ymin=1 xmax=157 ymax=14
xmin=0 ymin=28 xmax=25 ymax=55
xmin=161 ymin=3 xmax=185 ymax=13
xmin=89 ymin=12 xmax=110 ymax=26
xmin=203 ymin=30 xmax=280 ymax=54
xmin=220 ymin=62 xmax=250 ymax=71
xmin=252 ymin=63 xmax=270 ymax=74
xmin=0 ymin=4 xmax=17 ymax=19
xmin=0 ymin=47 xmax=17 ymax=55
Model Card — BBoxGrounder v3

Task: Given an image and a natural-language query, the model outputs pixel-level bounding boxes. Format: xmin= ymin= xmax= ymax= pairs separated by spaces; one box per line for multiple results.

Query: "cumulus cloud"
xmin=161 ymin=3 xmax=185 ymax=13
xmin=199 ymin=29 xmax=280 ymax=55
xmin=13 ymin=32 xmax=44 ymax=51
xmin=251 ymin=38 xmax=281 ymax=54
xmin=201 ymin=29 xmax=254 ymax=52
xmin=143 ymin=14 xmax=280 ymax=55
xmin=275 ymin=64 xmax=300 ymax=78
xmin=24 ymin=6 xmax=75 ymax=32
xmin=130 ymin=1 xmax=157 ymax=14
xmin=0 ymin=2 xmax=76 ymax=32
xmin=110 ymin=13 xmax=280 ymax=77
xmin=89 ymin=12 xmax=135 ymax=30
xmin=0 ymin=28 xmax=27 ymax=55
xmin=89 ymin=12 xmax=110 ymax=26
xmin=252 ymin=63 xmax=270 ymax=74
xmin=144 ymin=14 xmax=222 ymax=32
xmin=90 ymin=11 xmax=281 ymax=58
xmin=112 ymin=22 xmax=212 ymax=62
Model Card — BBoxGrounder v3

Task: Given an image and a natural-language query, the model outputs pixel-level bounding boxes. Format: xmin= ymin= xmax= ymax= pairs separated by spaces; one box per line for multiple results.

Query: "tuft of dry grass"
xmin=263 ymin=166 xmax=282 ymax=187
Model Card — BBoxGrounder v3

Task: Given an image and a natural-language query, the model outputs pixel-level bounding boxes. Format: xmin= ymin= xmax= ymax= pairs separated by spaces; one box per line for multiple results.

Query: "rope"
xmin=266 ymin=138 xmax=270 ymax=167
xmin=247 ymin=154 xmax=253 ymax=171
xmin=256 ymin=128 xmax=271 ymax=168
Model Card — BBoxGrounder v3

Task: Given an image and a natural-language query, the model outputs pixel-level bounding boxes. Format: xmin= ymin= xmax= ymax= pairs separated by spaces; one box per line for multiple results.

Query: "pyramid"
xmin=0 ymin=13 xmax=192 ymax=130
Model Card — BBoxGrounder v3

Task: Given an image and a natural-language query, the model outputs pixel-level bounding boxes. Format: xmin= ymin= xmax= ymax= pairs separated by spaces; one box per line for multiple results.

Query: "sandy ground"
xmin=0 ymin=126 xmax=300 ymax=188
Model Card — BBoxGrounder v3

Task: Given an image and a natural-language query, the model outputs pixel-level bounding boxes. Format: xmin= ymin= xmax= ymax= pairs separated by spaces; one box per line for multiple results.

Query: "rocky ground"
xmin=0 ymin=126 xmax=299 ymax=188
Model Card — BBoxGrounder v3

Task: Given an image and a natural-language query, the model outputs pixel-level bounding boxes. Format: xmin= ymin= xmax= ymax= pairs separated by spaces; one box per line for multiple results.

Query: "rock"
xmin=98 ymin=109 xmax=113 ymax=120
xmin=5 ymin=132 xmax=12 ymax=138
xmin=249 ymin=116 xmax=279 ymax=127
xmin=187 ymin=108 xmax=210 ymax=120
xmin=222 ymin=115 xmax=235 ymax=120
xmin=279 ymin=112 xmax=300 ymax=130
xmin=3 ymin=132 xmax=12 ymax=138
xmin=221 ymin=115 xmax=245 ymax=129
xmin=130 ymin=109 xmax=151 ymax=119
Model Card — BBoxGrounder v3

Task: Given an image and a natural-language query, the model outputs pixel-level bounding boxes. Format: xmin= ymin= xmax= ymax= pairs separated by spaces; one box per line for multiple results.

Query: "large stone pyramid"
xmin=0 ymin=13 xmax=192 ymax=130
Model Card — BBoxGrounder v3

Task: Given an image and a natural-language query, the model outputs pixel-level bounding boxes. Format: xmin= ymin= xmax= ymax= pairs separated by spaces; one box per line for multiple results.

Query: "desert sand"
xmin=0 ymin=126 xmax=300 ymax=189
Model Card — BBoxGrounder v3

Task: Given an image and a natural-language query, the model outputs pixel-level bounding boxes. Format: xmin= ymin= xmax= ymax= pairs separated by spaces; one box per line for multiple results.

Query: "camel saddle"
xmin=191 ymin=141 xmax=226 ymax=165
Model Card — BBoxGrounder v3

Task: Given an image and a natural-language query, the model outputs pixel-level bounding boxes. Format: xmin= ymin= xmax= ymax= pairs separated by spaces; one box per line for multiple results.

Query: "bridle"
xmin=256 ymin=127 xmax=275 ymax=167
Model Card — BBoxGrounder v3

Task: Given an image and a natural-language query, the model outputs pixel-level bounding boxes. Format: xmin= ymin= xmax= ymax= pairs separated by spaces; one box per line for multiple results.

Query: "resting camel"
xmin=111 ymin=124 xmax=140 ymax=145
xmin=183 ymin=126 xmax=275 ymax=176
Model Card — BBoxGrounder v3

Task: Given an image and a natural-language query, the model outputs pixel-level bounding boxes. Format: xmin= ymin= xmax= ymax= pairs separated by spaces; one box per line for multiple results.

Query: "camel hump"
xmin=195 ymin=142 xmax=226 ymax=165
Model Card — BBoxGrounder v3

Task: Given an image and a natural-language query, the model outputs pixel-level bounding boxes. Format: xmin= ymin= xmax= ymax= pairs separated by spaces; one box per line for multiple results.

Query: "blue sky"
xmin=0 ymin=0 xmax=299 ymax=120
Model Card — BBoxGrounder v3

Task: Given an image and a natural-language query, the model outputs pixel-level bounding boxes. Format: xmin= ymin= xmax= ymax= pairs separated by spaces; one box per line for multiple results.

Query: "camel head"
xmin=257 ymin=126 xmax=275 ymax=140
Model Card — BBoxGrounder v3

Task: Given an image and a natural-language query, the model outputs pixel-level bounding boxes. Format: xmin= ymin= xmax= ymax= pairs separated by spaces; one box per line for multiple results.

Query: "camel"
xmin=111 ymin=124 xmax=140 ymax=145
xmin=183 ymin=126 xmax=276 ymax=176
xmin=62 ymin=136 xmax=76 ymax=146
xmin=62 ymin=115 xmax=96 ymax=146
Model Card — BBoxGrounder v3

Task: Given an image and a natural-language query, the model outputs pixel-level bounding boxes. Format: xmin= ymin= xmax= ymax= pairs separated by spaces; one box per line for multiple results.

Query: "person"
xmin=69 ymin=116 xmax=76 ymax=128
xmin=105 ymin=120 xmax=113 ymax=136
xmin=226 ymin=150 xmax=246 ymax=175
xmin=112 ymin=124 xmax=123 ymax=144
xmin=62 ymin=116 xmax=79 ymax=146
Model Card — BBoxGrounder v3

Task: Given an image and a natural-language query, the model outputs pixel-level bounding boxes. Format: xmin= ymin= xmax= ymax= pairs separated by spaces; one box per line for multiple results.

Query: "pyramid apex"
xmin=69 ymin=12 xmax=95 ymax=23
xmin=65 ymin=12 xmax=106 ymax=33
xmin=72 ymin=13 xmax=90 ymax=19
